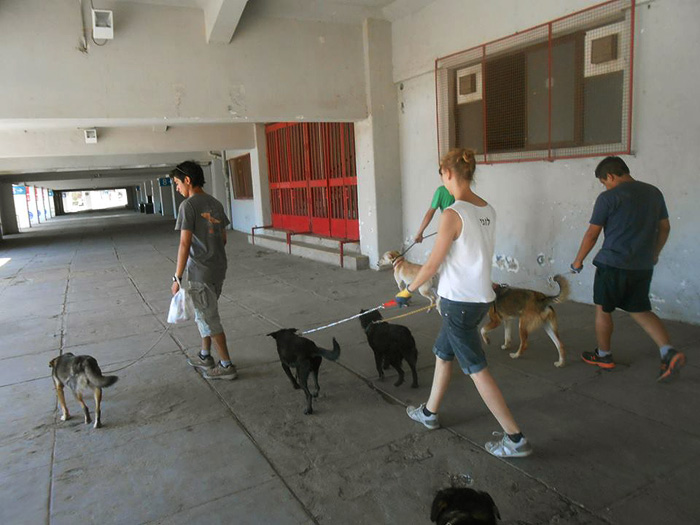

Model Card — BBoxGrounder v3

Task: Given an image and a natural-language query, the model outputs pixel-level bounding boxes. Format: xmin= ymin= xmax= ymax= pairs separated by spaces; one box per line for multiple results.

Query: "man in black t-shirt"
xmin=572 ymin=156 xmax=685 ymax=381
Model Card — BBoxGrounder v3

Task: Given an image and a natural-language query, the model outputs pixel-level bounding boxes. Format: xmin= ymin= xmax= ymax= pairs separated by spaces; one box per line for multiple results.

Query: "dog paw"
xmin=60 ymin=414 xmax=71 ymax=422
xmin=509 ymin=352 xmax=521 ymax=359
xmin=411 ymin=382 xmax=419 ymax=389
xmin=501 ymin=344 xmax=510 ymax=350
xmin=93 ymin=421 xmax=102 ymax=429
xmin=554 ymin=360 xmax=565 ymax=368
xmin=292 ymin=384 xmax=301 ymax=390
xmin=303 ymin=408 xmax=313 ymax=415
xmin=84 ymin=418 xmax=92 ymax=425
xmin=394 ymin=379 xmax=404 ymax=387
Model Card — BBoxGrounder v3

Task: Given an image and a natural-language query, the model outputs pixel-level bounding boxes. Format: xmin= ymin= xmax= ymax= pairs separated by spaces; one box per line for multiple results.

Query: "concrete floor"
xmin=0 ymin=209 xmax=698 ymax=525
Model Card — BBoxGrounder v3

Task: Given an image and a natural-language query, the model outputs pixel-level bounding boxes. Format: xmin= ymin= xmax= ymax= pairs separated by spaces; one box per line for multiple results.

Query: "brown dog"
xmin=379 ymin=250 xmax=440 ymax=312
xmin=49 ymin=353 xmax=118 ymax=429
xmin=480 ymin=275 xmax=569 ymax=367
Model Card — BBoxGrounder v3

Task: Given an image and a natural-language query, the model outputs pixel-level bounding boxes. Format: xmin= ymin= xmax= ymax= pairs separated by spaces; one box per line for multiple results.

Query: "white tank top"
xmin=437 ymin=200 xmax=496 ymax=303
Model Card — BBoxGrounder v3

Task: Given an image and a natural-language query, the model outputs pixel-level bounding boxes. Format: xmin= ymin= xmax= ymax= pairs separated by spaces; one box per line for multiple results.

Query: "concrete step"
xmin=254 ymin=228 xmax=361 ymax=254
xmin=247 ymin=233 xmax=369 ymax=270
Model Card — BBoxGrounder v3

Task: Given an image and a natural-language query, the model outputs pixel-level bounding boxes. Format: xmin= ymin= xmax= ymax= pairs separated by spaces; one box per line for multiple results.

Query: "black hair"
xmin=595 ymin=156 xmax=630 ymax=180
xmin=171 ymin=161 xmax=205 ymax=187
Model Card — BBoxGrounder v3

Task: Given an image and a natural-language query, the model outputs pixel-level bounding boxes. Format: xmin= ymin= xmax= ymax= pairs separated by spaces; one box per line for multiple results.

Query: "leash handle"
xmin=570 ymin=263 xmax=582 ymax=274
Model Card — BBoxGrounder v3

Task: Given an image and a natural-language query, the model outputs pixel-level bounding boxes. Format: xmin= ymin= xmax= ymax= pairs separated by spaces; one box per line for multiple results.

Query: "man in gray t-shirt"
xmin=571 ymin=156 xmax=685 ymax=381
xmin=170 ymin=161 xmax=237 ymax=380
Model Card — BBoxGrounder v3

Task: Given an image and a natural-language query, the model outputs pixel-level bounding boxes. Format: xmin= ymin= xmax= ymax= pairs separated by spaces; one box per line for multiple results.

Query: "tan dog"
xmin=480 ymin=275 xmax=569 ymax=367
xmin=379 ymin=250 xmax=440 ymax=312
xmin=49 ymin=353 xmax=118 ymax=429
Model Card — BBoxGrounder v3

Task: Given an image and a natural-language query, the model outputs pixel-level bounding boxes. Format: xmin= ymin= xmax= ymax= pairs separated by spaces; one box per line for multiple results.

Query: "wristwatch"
xmin=172 ymin=275 xmax=181 ymax=283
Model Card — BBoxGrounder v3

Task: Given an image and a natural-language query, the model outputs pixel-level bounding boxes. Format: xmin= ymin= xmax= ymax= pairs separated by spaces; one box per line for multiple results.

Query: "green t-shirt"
xmin=430 ymin=186 xmax=455 ymax=211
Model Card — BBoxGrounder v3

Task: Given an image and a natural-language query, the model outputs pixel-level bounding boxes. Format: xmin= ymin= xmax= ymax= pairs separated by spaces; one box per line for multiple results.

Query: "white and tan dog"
xmin=379 ymin=250 xmax=440 ymax=312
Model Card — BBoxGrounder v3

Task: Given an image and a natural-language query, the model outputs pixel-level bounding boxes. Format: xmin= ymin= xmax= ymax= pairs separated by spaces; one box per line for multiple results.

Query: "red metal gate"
xmin=266 ymin=122 xmax=359 ymax=240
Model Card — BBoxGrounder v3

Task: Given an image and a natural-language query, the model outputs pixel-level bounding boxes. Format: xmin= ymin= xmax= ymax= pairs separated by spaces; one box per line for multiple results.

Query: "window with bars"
xmin=229 ymin=154 xmax=253 ymax=199
xmin=436 ymin=0 xmax=634 ymax=163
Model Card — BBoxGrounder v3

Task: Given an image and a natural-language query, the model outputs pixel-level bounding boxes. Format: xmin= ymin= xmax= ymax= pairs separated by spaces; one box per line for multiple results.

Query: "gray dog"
xmin=49 ymin=353 xmax=118 ymax=429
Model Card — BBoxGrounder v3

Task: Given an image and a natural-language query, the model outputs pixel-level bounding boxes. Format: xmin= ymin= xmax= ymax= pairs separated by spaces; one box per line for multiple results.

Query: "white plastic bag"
xmin=167 ymin=280 xmax=194 ymax=324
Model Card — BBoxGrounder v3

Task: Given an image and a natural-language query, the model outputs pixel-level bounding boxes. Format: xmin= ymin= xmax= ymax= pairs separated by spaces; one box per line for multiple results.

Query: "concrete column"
xmin=47 ymin=189 xmax=55 ymax=217
xmin=209 ymin=155 xmax=231 ymax=225
xmin=171 ymin=184 xmax=179 ymax=219
xmin=27 ymin=186 xmax=39 ymax=225
xmin=355 ymin=18 xmax=402 ymax=268
xmin=159 ymin=181 xmax=174 ymax=218
xmin=153 ymin=179 xmax=163 ymax=214
xmin=0 ymin=183 xmax=19 ymax=235
xmin=54 ymin=191 xmax=65 ymax=216
xmin=126 ymin=186 xmax=136 ymax=210
xmin=251 ymin=124 xmax=272 ymax=227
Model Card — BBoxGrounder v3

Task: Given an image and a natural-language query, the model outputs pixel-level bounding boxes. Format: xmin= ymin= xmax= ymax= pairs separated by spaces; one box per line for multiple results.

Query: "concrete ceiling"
xmin=1 ymin=0 xmax=431 ymax=192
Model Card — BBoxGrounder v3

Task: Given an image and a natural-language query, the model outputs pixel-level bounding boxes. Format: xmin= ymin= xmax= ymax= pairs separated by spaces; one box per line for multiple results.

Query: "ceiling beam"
xmin=204 ymin=0 xmax=249 ymax=44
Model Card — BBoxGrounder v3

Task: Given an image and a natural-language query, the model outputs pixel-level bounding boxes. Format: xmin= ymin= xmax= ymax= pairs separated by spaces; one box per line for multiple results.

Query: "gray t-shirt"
xmin=175 ymin=193 xmax=230 ymax=283
xmin=590 ymin=180 xmax=668 ymax=270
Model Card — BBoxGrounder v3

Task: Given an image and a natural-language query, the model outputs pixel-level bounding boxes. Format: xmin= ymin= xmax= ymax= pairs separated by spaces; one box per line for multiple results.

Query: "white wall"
xmin=393 ymin=0 xmax=700 ymax=324
xmin=0 ymin=0 xmax=367 ymax=123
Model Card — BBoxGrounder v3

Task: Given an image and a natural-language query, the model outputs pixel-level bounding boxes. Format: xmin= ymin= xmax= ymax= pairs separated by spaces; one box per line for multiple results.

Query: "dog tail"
xmin=318 ymin=338 xmax=341 ymax=361
xmin=84 ymin=358 xmax=119 ymax=388
xmin=551 ymin=274 xmax=570 ymax=304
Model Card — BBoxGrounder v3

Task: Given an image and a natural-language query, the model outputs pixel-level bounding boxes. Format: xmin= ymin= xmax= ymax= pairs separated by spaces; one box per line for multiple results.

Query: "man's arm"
xmin=572 ymin=224 xmax=603 ymax=270
xmin=414 ymin=207 xmax=437 ymax=243
xmin=654 ymin=218 xmax=670 ymax=264
xmin=171 ymin=229 xmax=193 ymax=295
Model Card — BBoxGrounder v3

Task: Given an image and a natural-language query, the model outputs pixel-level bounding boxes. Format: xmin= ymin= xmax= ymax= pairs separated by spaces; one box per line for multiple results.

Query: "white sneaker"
xmin=485 ymin=432 xmax=533 ymax=458
xmin=406 ymin=403 xmax=440 ymax=430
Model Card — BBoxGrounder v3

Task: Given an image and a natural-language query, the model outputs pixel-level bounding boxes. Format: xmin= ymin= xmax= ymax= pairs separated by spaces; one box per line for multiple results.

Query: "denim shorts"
xmin=188 ymin=281 xmax=224 ymax=337
xmin=433 ymin=297 xmax=491 ymax=374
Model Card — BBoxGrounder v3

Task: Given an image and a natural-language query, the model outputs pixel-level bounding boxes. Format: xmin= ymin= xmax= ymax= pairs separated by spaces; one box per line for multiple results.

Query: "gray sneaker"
xmin=187 ymin=352 xmax=215 ymax=370
xmin=203 ymin=363 xmax=238 ymax=380
xmin=406 ymin=403 xmax=440 ymax=430
xmin=485 ymin=432 xmax=533 ymax=458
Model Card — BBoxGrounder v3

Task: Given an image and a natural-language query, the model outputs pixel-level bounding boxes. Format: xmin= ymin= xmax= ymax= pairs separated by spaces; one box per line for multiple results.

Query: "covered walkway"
xmin=1 ymin=211 xmax=698 ymax=524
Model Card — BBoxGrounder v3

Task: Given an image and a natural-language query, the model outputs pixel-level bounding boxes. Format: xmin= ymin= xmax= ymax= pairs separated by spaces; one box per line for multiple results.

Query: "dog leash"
xmin=103 ymin=325 xmax=172 ymax=373
xmin=300 ymin=301 xmax=397 ymax=335
xmin=496 ymin=267 xmax=580 ymax=290
xmin=374 ymin=304 xmax=434 ymax=324
xmin=398 ymin=232 xmax=437 ymax=258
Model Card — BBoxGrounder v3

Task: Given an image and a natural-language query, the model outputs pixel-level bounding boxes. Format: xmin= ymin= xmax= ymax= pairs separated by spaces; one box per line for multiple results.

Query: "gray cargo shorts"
xmin=188 ymin=281 xmax=224 ymax=337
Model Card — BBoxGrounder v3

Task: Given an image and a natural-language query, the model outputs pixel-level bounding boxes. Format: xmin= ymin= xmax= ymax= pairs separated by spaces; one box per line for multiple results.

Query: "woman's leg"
xmin=470 ymin=368 xmax=519 ymax=435
xmin=426 ymin=356 xmax=453 ymax=413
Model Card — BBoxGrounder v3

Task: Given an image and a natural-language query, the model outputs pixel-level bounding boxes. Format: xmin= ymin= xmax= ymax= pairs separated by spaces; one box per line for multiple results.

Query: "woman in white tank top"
xmin=398 ymin=148 xmax=532 ymax=458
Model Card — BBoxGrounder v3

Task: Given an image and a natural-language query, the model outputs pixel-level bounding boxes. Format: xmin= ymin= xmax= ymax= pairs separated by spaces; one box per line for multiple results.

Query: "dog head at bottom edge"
xmin=430 ymin=487 xmax=500 ymax=525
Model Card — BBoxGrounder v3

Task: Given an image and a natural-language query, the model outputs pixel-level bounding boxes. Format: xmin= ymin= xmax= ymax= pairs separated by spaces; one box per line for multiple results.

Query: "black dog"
xmin=359 ymin=309 xmax=418 ymax=388
xmin=431 ymin=487 xmax=500 ymax=525
xmin=266 ymin=328 xmax=340 ymax=415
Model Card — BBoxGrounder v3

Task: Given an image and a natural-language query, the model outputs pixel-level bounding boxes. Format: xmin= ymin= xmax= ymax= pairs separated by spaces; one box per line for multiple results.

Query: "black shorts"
xmin=593 ymin=263 xmax=653 ymax=313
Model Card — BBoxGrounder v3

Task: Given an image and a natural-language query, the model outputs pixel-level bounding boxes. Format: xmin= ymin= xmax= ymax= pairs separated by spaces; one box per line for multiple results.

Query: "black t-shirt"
xmin=590 ymin=180 xmax=668 ymax=270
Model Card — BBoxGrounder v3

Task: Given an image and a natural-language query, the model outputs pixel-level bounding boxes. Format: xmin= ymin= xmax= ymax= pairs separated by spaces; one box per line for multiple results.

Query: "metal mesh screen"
xmin=265 ymin=122 xmax=359 ymax=240
xmin=436 ymin=0 xmax=634 ymax=164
